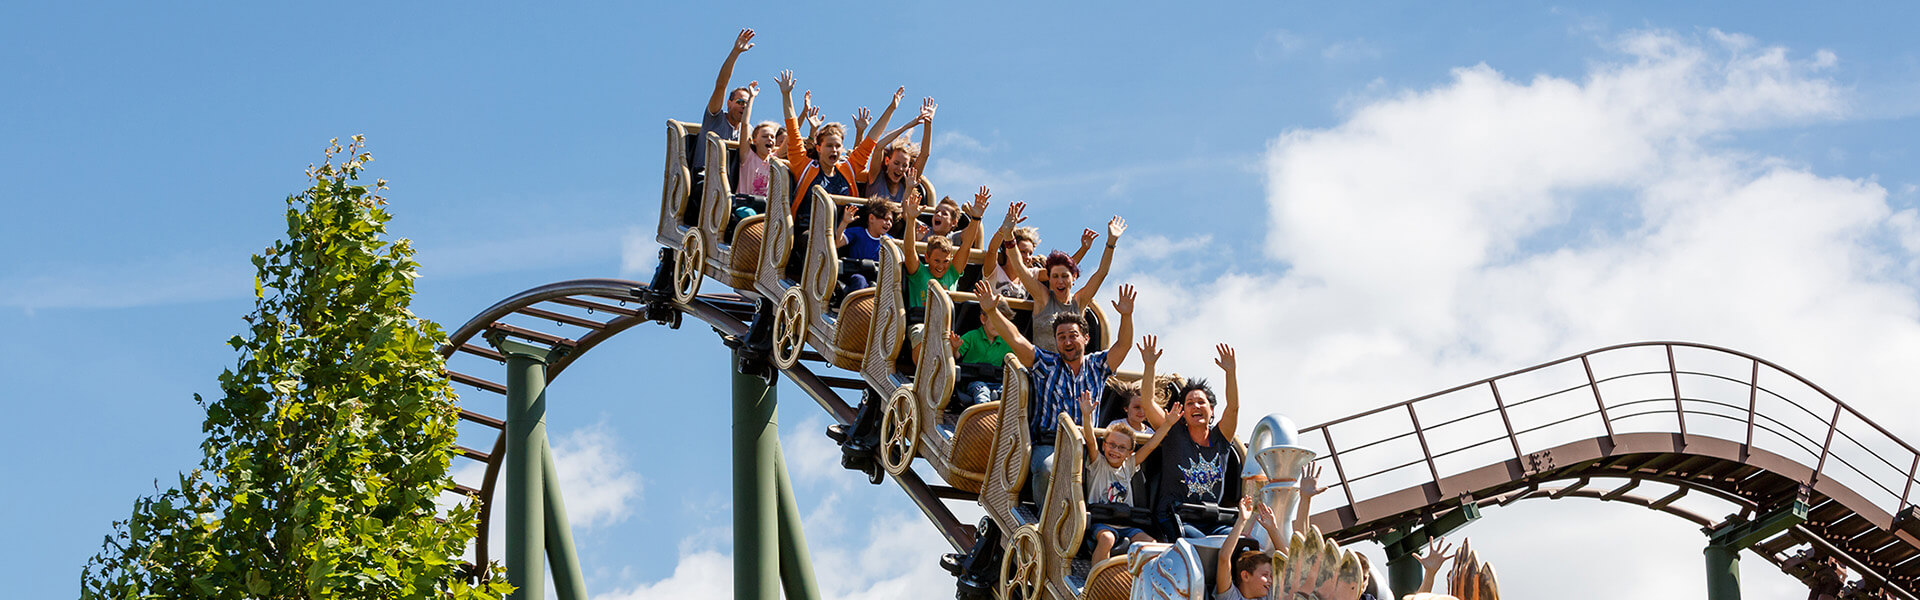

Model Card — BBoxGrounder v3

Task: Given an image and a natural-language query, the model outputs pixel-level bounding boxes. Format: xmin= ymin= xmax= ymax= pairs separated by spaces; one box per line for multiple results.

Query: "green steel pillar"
xmin=543 ymin=442 xmax=588 ymax=600
xmin=774 ymin=445 xmax=821 ymax=600
xmin=1386 ymin=554 xmax=1425 ymax=600
xmin=488 ymin=335 xmax=565 ymax=600
xmin=733 ymin=345 xmax=779 ymax=600
xmin=1704 ymin=544 xmax=1740 ymax=600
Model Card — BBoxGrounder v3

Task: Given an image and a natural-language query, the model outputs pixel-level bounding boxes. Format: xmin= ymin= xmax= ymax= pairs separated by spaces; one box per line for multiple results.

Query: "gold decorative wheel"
xmin=672 ymin=229 xmax=704 ymax=304
xmin=879 ymin=386 xmax=920 ymax=476
xmin=998 ymin=525 xmax=1043 ymax=600
xmin=770 ymin=287 xmax=807 ymax=370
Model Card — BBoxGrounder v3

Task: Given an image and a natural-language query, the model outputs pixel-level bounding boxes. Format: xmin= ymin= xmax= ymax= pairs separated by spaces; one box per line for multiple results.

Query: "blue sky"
xmin=7 ymin=3 xmax=1920 ymax=599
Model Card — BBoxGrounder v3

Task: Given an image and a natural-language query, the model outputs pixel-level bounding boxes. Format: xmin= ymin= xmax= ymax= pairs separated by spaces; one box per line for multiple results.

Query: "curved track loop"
xmin=435 ymin=279 xmax=976 ymax=576
xmin=1298 ymin=341 xmax=1920 ymax=598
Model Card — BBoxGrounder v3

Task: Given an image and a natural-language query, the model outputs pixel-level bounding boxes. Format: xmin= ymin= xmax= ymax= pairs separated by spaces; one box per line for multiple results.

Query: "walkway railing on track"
xmin=1295 ymin=341 xmax=1920 ymax=531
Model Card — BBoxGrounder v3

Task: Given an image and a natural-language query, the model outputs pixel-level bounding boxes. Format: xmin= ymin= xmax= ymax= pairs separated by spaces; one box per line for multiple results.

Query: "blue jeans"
xmin=955 ymin=380 xmax=999 ymax=411
xmin=1029 ymin=442 xmax=1055 ymax=504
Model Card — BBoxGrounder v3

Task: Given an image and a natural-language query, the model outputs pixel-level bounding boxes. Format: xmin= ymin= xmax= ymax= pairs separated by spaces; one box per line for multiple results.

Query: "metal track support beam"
xmin=489 ymin=335 xmax=571 ymax=600
xmin=1380 ymin=503 xmax=1481 ymax=600
xmin=734 ymin=341 xmax=781 ymax=600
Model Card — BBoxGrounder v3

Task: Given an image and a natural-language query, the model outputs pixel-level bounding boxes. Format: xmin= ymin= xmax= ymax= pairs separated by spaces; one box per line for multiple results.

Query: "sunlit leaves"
xmin=80 ymin=138 xmax=508 ymax=600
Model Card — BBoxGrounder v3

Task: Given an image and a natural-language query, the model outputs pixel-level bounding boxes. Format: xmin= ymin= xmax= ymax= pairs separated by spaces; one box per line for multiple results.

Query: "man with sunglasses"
xmin=693 ymin=28 xmax=755 ymax=170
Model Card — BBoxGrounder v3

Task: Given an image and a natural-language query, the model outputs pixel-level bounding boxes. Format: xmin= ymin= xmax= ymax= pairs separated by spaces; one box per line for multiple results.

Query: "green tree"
xmin=81 ymin=137 xmax=512 ymax=600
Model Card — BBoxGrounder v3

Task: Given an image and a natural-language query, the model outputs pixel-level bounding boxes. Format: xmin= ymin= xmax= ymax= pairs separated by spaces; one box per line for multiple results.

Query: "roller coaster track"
xmin=1296 ymin=341 xmax=1920 ymax=599
xmin=435 ymin=279 xmax=978 ymax=576
xmin=433 ymin=121 xmax=1920 ymax=599
xmin=437 ymin=275 xmax=1920 ymax=599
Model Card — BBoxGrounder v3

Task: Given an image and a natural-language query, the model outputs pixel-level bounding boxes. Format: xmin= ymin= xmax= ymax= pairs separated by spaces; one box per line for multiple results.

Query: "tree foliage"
xmin=81 ymin=137 xmax=511 ymax=600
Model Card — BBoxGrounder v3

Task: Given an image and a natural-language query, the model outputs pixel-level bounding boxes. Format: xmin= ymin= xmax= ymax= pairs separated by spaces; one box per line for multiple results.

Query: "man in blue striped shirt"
xmin=974 ymin=280 xmax=1137 ymax=503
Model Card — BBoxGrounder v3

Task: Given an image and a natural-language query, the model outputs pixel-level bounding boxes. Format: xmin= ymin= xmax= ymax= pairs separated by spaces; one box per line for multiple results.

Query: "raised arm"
xmin=1293 ymin=463 xmax=1325 ymax=537
xmin=1217 ymin=496 xmax=1256 ymax=596
xmin=1073 ymin=216 xmax=1126 ymax=306
xmin=851 ymin=107 xmax=872 ymax=148
xmin=834 ymin=204 xmax=858 ymax=248
xmin=1134 ymin=400 xmax=1177 ymax=462
xmin=1214 ymin=343 xmax=1240 ymax=442
xmin=952 ymin=186 xmax=990 ymax=267
xmin=705 ymin=29 xmax=754 ymax=115
xmin=974 ymin=280 xmax=1035 ymax=366
xmin=737 ymin=80 xmax=760 ymax=160
xmin=1137 ymin=334 xmax=1167 ymax=430
xmin=775 ymin=71 xmax=807 ymax=166
xmin=1072 ymin=228 xmax=1098 ymax=265
xmin=901 ymin=186 xmax=925 ymax=274
xmin=1007 ymin=242 xmax=1048 ymax=300
xmin=1414 ymin=538 xmax=1457 ymax=594
xmin=912 ymin=97 xmax=936 ymax=175
xmin=863 ymin=87 xmax=906 ymax=174
xmin=981 ymin=200 xmax=1026 ymax=282
xmin=1078 ymin=391 xmax=1102 ymax=462
xmin=1103 ymin=284 xmax=1136 ymax=371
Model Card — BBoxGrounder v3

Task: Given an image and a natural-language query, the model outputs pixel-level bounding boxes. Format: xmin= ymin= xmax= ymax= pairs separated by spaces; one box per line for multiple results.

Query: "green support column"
xmin=733 ymin=345 xmax=779 ymax=600
xmin=543 ymin=442 xmax=588 ymax=600
xmin=1379 ymin=504 xmax=1481 ymax=600
xmin=1704 ymin=544 xmax=1740 ymax=600
xmin=488 ymin=335 xmax=567 ymax=600
xmin=774 ymin=445 xmax=821 ymax=600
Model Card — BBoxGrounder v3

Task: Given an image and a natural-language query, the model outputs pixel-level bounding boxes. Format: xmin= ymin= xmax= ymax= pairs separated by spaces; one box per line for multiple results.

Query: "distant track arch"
xmin=1296 ymin=341 xmax=1920 ymax=598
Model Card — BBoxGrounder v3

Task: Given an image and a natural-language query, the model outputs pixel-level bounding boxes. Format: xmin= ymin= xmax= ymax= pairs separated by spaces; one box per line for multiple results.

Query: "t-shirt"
xmin=843 ymin=228 xmax=885 ymax=262
xmin=1150 ymin=424 xmax=1239 ymax=519
xmin=906 ymin=264 xmax=960 ymax=308
xmin=1086 ymin=455 xmax=1138 ymax=504
xmin=955 ymin=328 xmax=1012 ymax=366
xmin=1106 ymin=418 xmax=1152 ymax=436
xmin=739 ymin=148 xmax=771 ymax=197
xmin=1028 ymin=348 xmax=1113 ymax=442
xmin=816 ymin=166 xmax=854 ymax=196
xmin=1218 ymin=583 xmax=1255 ymax=600
xmin=867 ymin=174 xmax=910 ymax=203
xmin=694 ymin=109 xmax=738 ymax=169
xmin=1032 ymin=296 xmax=1084 ymax=354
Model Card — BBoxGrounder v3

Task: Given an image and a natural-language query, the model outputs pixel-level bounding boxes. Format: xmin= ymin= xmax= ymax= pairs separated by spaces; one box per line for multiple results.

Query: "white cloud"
xmin=1106 ymin=28 xmax=1914 ymax=600
xmin=550 ymin=423 xmax=644 ymax=529
xmin=591 ymin=549 xmax=731 ymax=600
xmin=621 ymin=226 xmax=661 ymax=277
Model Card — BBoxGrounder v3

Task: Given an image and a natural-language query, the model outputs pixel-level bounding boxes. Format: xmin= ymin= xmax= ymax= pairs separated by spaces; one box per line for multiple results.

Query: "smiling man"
xmin=974 ymin=279 xmax=1136 ymax=504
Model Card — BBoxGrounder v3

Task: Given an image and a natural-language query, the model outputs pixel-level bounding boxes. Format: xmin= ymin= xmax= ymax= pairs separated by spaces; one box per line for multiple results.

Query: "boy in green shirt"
xmin=904 ymin=186 xmax=988 ymax=357
xmin=946 ymin=302 xmax=1016 ymax=411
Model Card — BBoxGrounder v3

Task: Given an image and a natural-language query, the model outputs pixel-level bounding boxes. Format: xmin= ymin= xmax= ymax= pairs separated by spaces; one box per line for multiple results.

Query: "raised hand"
xmin=891 ymin=86 xmax=906 ymax=108
xmin=967 ymin=186 xmax=991 ymax=218
xmin=1138 ymin=334 xmax=1162 ymax=365
xmin=803 ymin=105 xmax=823 ymax=131
xmin=920 ymin=97 xmax=938 ymax=122
xmin=802 ymin=90 xmax=813 ymax=112
xmin=1080 ymin=228 xmax=1100 ymax=248
xmin=1214 ymin=344 xmax=1236 ymax=373
xmin=775 ymin=70 xmax=796 ymax=94
xmin=840 ymin=204 xmax=859 ymax=226
xmin=732 ymin=28 xmax=756 ymax=55
xmin=1001 ymin=201 xmax=1027 ymax=231
xmin=974 ymin=279 xmax=999 ymax=308
xmin=947 ymin=331 xmax=964 ymax=350
xmin=915 ymin=222 xmax=930 ymax=238
xmin=1299 ymin=463 xmax=1325 ymax=498
xmin=745 ymin=80 xmax=760 ymax=99
xmin=853 ymin=107 xmax=872 ymax=133
xmin=1111 ymin=284 xmax=1137 ymax=316
xmin=1253 ymin=502 xmax=1278 ymax=530
xmin=1416 ymin=538 xmax=1456 ymax=573
xmin=1238 ymin=495 xmax=1256 ymax=520
xmin=1078 ymin=390 xmax=1096 ymax=418
xmin=1108 ymin=215 xmax=1127 ymax=240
